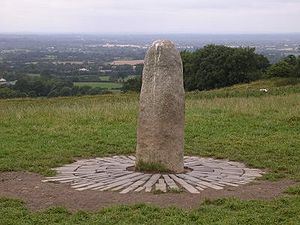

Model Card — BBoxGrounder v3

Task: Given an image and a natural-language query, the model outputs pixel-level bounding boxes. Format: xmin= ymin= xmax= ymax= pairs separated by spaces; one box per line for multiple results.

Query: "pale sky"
xmin=1 ymin=0 xmax=300 ymax=34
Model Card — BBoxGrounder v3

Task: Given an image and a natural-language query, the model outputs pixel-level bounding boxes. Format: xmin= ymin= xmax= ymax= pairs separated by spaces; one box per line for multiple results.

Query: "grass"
xmin=99 ymin=76 xmax=110 ymax=81
xmin=0 ymin=77 xmax=300 ymax=224
xmin=125 ymin=75 xmax=140 ymax=81
xmin=285 ymin=185 xmax=300 ymax=196
xmin=1 ymin=78 xmax=299 ymax=179
xmin=188 ymin=77 xmax=300 ymax=99
xmin=0 ymin=196 xmax=300 ymax=225
xmin=135 ymin=160 xmax=170 ymax=173
xmin=74 ymin=82 xmax=123 ymax=89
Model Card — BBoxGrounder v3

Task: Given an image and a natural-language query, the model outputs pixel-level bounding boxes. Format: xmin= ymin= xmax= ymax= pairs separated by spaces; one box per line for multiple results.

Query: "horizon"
xmin=1 ymin=32 xmax=300 ymax=36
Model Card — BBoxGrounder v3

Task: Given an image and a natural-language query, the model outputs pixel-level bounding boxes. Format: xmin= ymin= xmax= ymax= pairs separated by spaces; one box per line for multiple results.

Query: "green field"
xmin=99 ymin=76 xmax=110 ymax=81
xmin=74 ymin=82 xmax=123 ymax=89
xmin=125 ymin=75 xmax=140 ymax=81
xmin=1 ymin=78 xmax=300 ymax=224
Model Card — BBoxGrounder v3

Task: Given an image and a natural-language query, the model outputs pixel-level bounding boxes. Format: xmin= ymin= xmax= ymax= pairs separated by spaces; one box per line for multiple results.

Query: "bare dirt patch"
xmin=0 ymin=172 xmax=296 ymax=212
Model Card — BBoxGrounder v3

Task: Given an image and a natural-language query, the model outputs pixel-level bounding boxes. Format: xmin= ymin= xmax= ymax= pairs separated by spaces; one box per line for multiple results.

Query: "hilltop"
xmin=0 ymin=78 xmax=300 ymax=223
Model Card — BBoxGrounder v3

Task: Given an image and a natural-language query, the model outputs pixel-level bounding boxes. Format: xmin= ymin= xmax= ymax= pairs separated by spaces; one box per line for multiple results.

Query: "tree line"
xmin=1 ymin=44 xmax=300 ymax=98
xmin=123 ymin=45 xmax=300 ymax=92
xmin=0 ymin=76 xmax=111 ymax=99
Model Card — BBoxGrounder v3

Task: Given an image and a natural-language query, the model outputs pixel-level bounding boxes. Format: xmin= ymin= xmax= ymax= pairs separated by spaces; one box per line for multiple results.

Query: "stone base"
xmin=43 ymin=156 xmax=264 ymax=194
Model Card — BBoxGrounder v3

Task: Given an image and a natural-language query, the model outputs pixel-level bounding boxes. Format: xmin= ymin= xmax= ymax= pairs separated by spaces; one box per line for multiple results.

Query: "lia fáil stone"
xmin=43 ymin=41 xmax=264 ymax=194
xmin=136 ymin=40 xmax=185 ymax=173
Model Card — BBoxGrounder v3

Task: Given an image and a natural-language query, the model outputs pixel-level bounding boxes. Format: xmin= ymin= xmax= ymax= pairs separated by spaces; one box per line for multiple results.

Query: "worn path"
xmin=0 ymin=171 xmax=296 ymax=212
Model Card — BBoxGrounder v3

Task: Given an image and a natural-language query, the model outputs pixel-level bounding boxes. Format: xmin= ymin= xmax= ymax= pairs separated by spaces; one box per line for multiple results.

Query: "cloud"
xmin=0 ymin=0 xmax=300 ymax=33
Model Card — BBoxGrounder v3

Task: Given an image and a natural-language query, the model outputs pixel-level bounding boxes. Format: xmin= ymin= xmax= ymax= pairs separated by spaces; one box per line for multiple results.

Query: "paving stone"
xmin=162 ymin=175 xmax=179 ymax=190
xmin=169 ymin=175 xmax=200 ymax=194
xmin=76 ymin=173 xmax=142 ymax=191
xmin=72 ymin=181 xmax=96 ymax=189
xmin=97 ymin=174 xmax=147 ymax=191
xmin=190 ymin=166 xmax=214 ymax=172
xmin=42 ymin=176 xmax=76 ymax=182
xmin=144 ymin=174 xmax=161 ymax=192
xmin=195 ymin=186 xmax=204 ymax=191
xmin=44 ymin=156 xmax=263 ymax=194
xmin=76 ymin=181 xmax=108 ymax=191
xmin=121 ymin=178 xmax=149 ymax=194
xmin=185 ymin=161 xmax=203 ymax=167
xmin=112 ymin=182 xmax=134 ymax=191
xmin=155 ymin=178 xmax=167 ymax=193
xmin=196 ymin=180 xmax=223 ymax=190
xmin=197 ymin=184 xmax=208 ymax=189
xmin=134 ymin=186 xmax=145 ymax=192
xmin=218 ymin=181 xmax=239 ymax=187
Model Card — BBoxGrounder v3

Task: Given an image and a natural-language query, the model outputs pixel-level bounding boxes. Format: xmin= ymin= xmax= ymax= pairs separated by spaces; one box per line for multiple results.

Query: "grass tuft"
xmin=135 ymin=160 xmax=170 ymax=173
xmin=285 ymin=185 xmax=300 ymax=196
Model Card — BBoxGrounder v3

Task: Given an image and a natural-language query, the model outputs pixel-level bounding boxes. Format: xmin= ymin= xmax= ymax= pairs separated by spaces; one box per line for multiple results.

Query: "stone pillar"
xmin=136 ymin=40 xmax=185 ymax=173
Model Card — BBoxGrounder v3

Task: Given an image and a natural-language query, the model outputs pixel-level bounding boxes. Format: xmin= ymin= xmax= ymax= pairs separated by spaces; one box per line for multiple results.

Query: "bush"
xmin=88 ymin=87 xmax=104 ymax=95
xmin=13 ymin=76 xmax=73 ymax=97
xmin=47 ymin=89 xmax=59 ymax=98
xmin=122 ymin=77 xmax=142 ymax=92
xmin=267 ymin=55 xmax=300 ymax=78
xmin=181 ymin=45 xmax=270 ymax=91
xmin=267 ymin=61 xmax=294 ymax=77
xmin=59 ymin=87 xmax=72 ymax=96
xmin=0 ymin=87 xmax=18 ymax=98
xmin=1 ymin=76 xmax=113 ymax=99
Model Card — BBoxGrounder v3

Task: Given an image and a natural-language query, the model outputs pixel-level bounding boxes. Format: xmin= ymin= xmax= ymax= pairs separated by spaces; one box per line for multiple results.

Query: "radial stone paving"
xmin=43 ymin=156 xmax=264 ymax=194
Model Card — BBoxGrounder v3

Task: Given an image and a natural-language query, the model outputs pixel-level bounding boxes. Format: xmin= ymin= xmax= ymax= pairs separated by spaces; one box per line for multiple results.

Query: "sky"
xmin=1 ymin=0 xmax=300 ymax=34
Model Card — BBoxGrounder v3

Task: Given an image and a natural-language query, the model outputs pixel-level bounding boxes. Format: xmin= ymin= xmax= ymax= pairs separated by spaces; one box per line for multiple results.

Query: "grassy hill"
xmin=1 ymin=78 xmax=299 ymax=178
xmin=0 ymin=77 xmax=300 ymax=224
xmin=188 ymin=77 xmax=300 ymax=99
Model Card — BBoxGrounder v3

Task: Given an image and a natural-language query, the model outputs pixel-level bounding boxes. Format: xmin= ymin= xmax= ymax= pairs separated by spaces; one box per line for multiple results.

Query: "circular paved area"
xmin=43 ymin=156 xmax=264 ymax=194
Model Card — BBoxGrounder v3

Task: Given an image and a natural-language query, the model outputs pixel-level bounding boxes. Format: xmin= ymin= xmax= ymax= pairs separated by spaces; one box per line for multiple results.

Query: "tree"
xmin=122 ymin=77 xmax=142 ymax=92
xmin=47 ymin=89 xmax=59 ymax=98
xmin=88 ymin=87 xmax=104 ymax=95
xmin=267 ymin=61 xmax=294 ymax=77
xmin=59 ymin=87 xmax=72 ymax=96
xmin=13 ymin=76 xmax=74 ymax=97
xmin=181 ymin=45 xmax=270 ymax=91
xmin=295 ymin=56 xmax=300 ymax=77
xmin=267 ymin=55 xmax=299 ymax=78
xmin=284 ymin=55 xmax=297 ymax=66
xmin=0 ymin=87 xmax=18 ymax=98
xmin=134 ymin=64 xmax=144 ymax=75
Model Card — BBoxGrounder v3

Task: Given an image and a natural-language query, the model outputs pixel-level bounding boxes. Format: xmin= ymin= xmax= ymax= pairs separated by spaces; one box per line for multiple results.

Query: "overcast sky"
xmin=1 ymin=0 xmax=300 ymax=34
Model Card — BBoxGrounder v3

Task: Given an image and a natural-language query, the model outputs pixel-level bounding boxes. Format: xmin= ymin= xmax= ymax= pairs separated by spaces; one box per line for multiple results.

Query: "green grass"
xmin=99 ymin=76 xmax=110 ymax=81
xmin=1 ymin=196 xmax=300 ymax=225
xmin=74 ymin=82 xmax=123 ymax=89
xmin=125 ymin=75 xmax=140 ymax=81
xmin=285 ymin=185 xmax=300 ymax=196
xmin=1 ymin=78 xmax=299 ymax=179
xmin=0 ymin=78 xmax=300 ymax=224
xmin=135 ymin=160 xmax=170 ymax=173
xmin=188 ymin=77 xmax=300 ymax=99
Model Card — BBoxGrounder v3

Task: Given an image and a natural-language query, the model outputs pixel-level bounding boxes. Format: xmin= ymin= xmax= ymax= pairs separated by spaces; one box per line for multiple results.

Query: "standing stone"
xmin=136 ymin=40 xmax=185 ymax=173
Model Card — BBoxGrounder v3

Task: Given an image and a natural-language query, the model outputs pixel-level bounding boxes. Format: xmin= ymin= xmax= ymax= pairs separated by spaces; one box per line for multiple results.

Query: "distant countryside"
xmin=1 ymin=34 xmax=300 ymax=99
xmin=74 ymin=81 xmax=123 ymax=90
